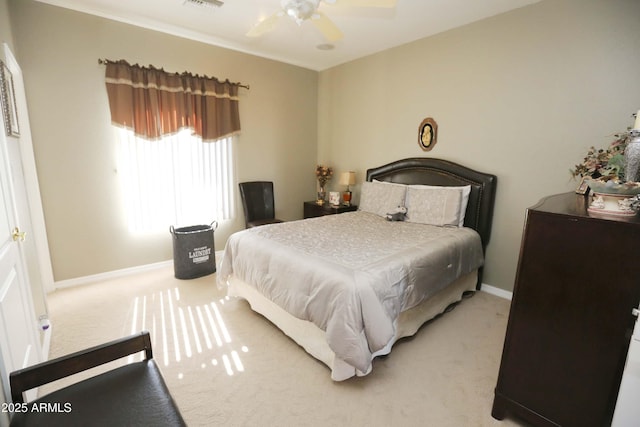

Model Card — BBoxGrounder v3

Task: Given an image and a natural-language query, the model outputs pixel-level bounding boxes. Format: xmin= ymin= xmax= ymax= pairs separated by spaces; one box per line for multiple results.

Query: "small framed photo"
xmin=329 ymin=191 xmax=340 ymax=206
xmin=575 ymin=176 xmax=590 ymax=195
xmin=418 ymin=117 xmax=437 ymax=151
xmin=0 ymin=60 xmax=20 ymax=137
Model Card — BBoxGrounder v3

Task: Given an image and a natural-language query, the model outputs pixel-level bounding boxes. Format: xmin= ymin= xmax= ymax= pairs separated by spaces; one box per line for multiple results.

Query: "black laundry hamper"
xmin=170 ymin=221 xmax=218 ymax=279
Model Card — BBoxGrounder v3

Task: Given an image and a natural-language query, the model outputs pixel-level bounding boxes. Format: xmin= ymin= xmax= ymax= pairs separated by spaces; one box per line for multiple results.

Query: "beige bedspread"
xmin=217 ymin=211 xmax=483 ymax=375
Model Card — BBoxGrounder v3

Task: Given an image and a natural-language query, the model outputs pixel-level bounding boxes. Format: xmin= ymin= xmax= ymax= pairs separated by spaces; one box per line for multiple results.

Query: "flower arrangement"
xmin=315 ymin=165 xmax=333 ymax=188
xmin=570 ymin=131 xmax=629 ymax=182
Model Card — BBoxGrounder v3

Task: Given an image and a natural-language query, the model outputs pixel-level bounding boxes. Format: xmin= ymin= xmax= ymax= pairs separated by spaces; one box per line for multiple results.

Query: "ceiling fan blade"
xmin=311 ymin=12 xmax=343 ymax=42
xmin=332 ymin=0 xmax=396 ymax=7
xmin=246 ymin=13 xmax=281 ymax=37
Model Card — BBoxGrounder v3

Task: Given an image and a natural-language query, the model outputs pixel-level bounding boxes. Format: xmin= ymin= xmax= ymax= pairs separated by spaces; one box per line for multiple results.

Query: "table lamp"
xmin=339 ymin=171 xmax=356 ymax=206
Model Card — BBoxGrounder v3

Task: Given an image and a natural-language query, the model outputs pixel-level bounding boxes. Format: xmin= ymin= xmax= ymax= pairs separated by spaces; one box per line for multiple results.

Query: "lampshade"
xmin=339 ymin=171 xmax=356 ymax=186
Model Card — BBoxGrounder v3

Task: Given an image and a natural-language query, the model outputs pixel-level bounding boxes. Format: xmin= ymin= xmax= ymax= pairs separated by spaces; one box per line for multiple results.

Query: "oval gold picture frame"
xmin=418 ymin=117 xmax=437 ymax=151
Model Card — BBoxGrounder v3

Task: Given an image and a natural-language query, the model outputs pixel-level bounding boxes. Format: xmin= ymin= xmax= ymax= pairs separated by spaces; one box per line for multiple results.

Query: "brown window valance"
xmin=103 ymin=59 xmax=242 ymax=142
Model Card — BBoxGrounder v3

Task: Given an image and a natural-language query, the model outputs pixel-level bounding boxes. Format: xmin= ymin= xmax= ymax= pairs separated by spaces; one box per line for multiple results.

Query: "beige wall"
xmin=8 ymin=0 xmax=318 ymax=281
xmin=0 ymin=0 xmax=14 ymax=51
xmin=318 ymin=0 xmax=640 ymax=291
xmin=7 ymin=0 xmax=640 ymax=291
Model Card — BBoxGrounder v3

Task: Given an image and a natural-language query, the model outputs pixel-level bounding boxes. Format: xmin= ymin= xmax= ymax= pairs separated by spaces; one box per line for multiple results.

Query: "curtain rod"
xmin=98 ymin=58 xmax=250 ymax=90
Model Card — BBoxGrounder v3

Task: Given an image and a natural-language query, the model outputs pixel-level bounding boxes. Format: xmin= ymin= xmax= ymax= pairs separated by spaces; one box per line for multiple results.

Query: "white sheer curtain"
xmin=117 ymin=128 xmax=235 ymax=233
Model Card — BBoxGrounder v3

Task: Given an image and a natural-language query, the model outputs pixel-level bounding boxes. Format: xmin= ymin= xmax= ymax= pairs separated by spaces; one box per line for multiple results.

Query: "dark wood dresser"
xmin=492 ymin=192 xmax=640 ymax=427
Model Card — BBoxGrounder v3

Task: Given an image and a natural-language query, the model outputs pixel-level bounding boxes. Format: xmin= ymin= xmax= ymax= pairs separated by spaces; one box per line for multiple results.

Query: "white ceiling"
xmin=35 ymin=0 xmax=540 ymax=71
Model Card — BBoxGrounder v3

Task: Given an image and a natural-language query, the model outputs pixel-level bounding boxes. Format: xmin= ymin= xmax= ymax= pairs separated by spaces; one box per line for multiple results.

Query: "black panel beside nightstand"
xmin=303 ymin=201 xmax=358 ymax=219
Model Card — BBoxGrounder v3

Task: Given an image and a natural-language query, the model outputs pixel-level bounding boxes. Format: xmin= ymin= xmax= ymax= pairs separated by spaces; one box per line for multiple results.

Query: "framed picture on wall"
xmin=0 ymin=60 xmax=20 ymax=137
xmin=418 ymin=117 xmax=437 ymax=151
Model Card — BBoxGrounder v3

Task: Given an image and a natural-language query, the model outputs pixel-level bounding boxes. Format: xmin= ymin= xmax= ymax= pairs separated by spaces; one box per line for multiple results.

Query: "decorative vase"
xmin=588 ymin=193 xmax=637 ymax=217
xmin=317 ymin=186 xmax=326 ymax=205
xmin=587 ymin=179 xmax=640 ymax=217
xmin=624 ymin=131 xmax=640 ymax=182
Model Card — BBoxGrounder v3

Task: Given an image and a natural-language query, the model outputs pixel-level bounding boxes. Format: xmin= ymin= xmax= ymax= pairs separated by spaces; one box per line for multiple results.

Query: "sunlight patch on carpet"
xmin=127 ymin=288 xmax=247 ymax=378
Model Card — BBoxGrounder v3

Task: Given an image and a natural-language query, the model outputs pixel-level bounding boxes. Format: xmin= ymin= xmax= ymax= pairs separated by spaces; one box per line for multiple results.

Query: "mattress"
xmin=217 ymin=211 xmax=484 ymax=378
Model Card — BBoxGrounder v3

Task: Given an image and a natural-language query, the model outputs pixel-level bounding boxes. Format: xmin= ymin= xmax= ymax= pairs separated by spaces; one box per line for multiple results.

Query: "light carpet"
xmin=44 ymin=264 xmax=525 ymax=427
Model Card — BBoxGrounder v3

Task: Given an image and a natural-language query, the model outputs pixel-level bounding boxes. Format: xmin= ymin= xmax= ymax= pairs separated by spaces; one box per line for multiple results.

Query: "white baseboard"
xmin=52 ymin=250 xmax=226 ymax=290
xmin=53 ymin=260 xmax=173 ymax=290
xmin=480 ymin=283 xmax=513 ymax=301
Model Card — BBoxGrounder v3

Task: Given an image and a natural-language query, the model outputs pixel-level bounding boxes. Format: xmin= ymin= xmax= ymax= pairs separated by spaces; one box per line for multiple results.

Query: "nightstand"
xmin=303 ymin=201 xmax=358 ymax=219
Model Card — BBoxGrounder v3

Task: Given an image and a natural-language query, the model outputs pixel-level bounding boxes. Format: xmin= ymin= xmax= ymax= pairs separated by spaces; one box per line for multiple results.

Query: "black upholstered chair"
xmin=238 ymin=181 xmax=284 ymax=228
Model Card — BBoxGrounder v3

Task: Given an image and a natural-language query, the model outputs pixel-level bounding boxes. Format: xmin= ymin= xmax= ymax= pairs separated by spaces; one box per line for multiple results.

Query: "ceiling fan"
xmin=246 ymin=0 xmax=397 ymax=43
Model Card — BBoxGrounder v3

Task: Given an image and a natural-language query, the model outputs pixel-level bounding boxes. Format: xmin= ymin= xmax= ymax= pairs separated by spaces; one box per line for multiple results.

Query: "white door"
xmin=2 ymin=43 xmax=53 ymax=310
xmin=0 ymin=48 xmax=42 ymax=405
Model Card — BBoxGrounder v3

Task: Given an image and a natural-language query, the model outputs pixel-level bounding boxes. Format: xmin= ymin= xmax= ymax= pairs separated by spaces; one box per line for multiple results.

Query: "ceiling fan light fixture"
xmin=182 ymin=0 xmax=224 ymax=8
xmin=281 ymin=0 xmax=320 ymax=25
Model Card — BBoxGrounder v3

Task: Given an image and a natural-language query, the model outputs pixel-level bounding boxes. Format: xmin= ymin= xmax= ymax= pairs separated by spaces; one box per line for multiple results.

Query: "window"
xmin=117 ymin=128 xmax=235 ymax=233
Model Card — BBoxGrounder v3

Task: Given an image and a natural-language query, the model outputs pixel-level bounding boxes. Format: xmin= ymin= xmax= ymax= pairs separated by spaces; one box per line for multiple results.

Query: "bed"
xmin=217 ymin=158 xmax=497 ymax=381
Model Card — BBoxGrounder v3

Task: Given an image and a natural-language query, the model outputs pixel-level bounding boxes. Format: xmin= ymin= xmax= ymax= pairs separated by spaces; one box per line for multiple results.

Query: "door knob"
xmin=12 ymin=227 xmax=26 ymax=242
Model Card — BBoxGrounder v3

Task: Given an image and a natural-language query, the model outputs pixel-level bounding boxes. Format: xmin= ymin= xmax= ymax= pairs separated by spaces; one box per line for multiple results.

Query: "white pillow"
xmin=458 ymin=185 xmax=471 ymax=227
xmin=408 ymin=184 xmax=471 ymax=227
xmin=405 ymin=185 xmax=471 ymax=227
xmin=358 ymin=181 xmax=407 ymax=218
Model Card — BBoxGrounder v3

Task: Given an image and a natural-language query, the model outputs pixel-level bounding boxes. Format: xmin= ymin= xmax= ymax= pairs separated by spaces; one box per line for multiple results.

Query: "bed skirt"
xmin=225 ymin=270 xmax=478 ymax=381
